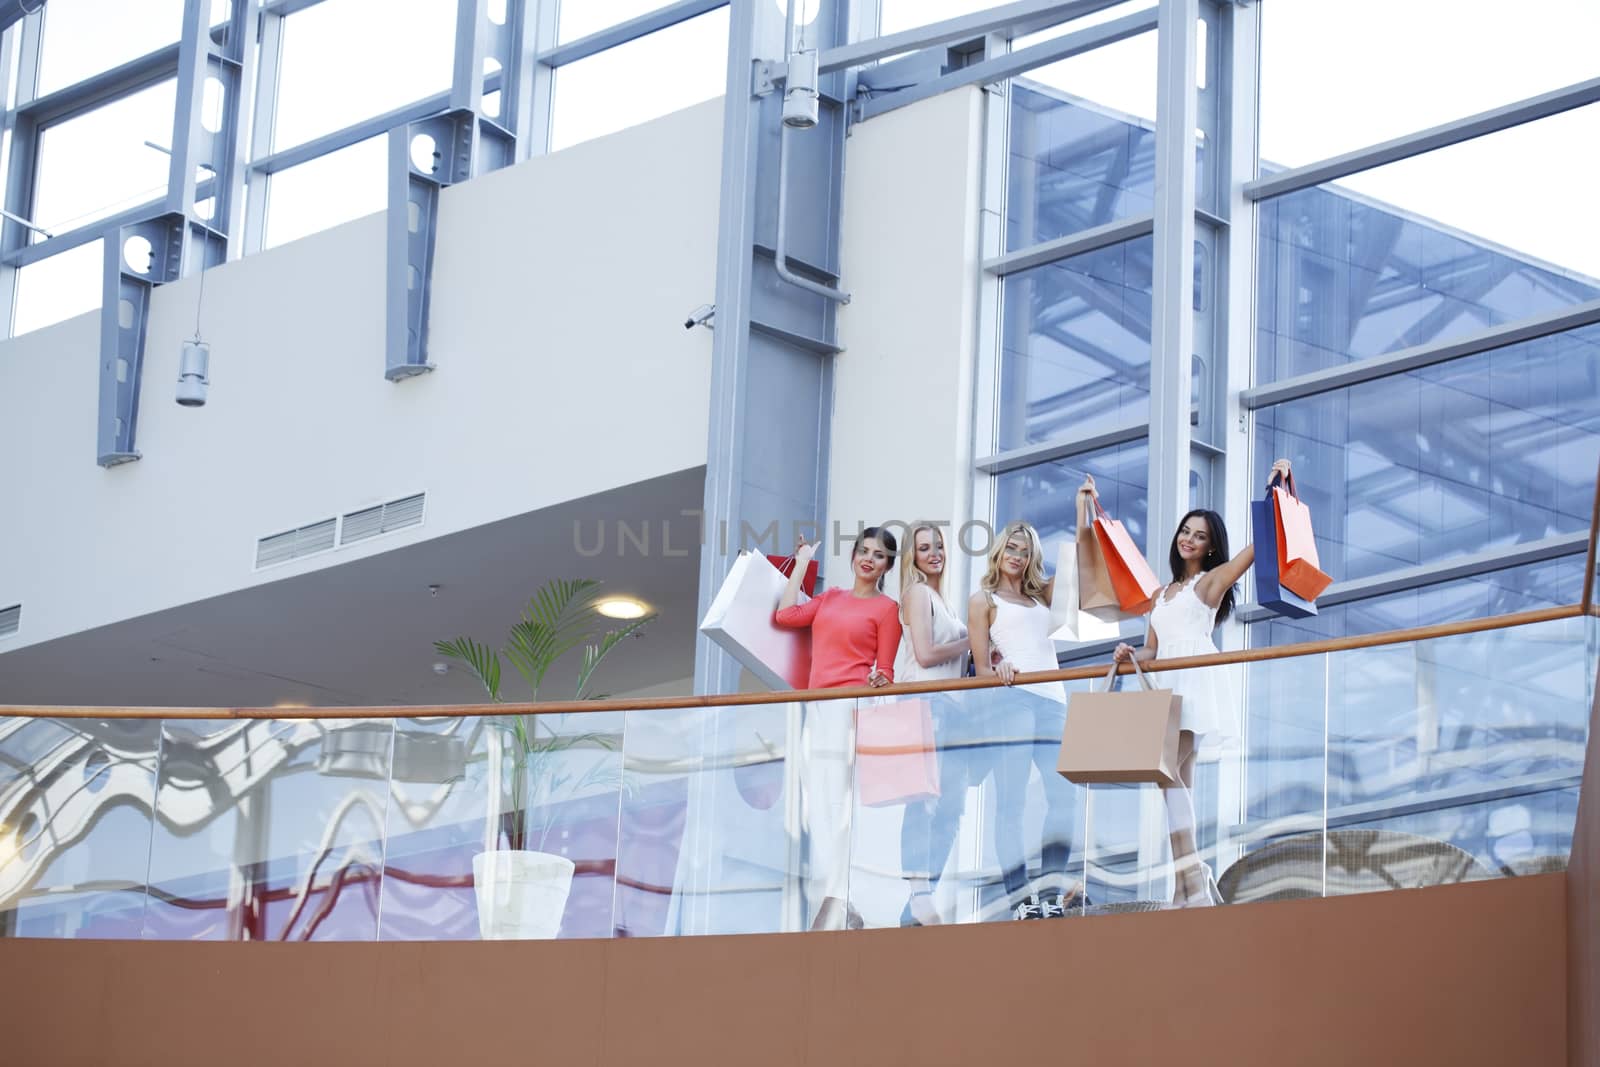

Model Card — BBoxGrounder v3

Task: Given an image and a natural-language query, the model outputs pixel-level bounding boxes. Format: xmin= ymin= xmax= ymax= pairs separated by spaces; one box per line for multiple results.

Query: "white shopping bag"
xmin=1049 ymin=540 xmax=1124 ymax=644
xmin=699 ymin=552 xmax=812 ymax=690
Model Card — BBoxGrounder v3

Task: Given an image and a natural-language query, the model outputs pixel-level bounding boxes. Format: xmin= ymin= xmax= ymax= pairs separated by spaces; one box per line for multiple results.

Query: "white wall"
xmin=829 ymin=88 xmax=987 ymax=606
xmin=0 ymin=100 xmax=724 ymax=653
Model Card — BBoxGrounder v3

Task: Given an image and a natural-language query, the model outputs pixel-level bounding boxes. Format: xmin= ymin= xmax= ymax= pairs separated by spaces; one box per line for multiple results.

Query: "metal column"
xmin=1144 ymin=0 xmax=1200 ymax=553
xmin=97 ymin=0 xmax=254 ymax=465
xmin=385 ymin=0 xmax=517 ymax=380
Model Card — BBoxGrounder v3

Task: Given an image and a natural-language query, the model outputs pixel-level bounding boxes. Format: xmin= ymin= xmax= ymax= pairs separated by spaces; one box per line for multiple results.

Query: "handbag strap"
xmin=1099 ymin=657 xmax=1153 ymax=693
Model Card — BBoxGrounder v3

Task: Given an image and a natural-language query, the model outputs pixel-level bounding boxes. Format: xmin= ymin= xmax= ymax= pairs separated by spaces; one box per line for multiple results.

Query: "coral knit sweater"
xmin=774 ymin=588 xmax=903 ymax=690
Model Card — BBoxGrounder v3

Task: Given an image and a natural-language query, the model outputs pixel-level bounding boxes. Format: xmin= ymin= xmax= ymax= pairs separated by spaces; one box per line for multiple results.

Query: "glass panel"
xmin=378 ymin=712 xmax=624 ymax=941
xmin=549 ymin=9 xmax=729 ymax=152
xmin=32 ymin=80 xmax=176 ymax=235
xmin=1015 ymin=21 xmax=1157 ymax=126
xmin=1254 ymin=324 xmax=1600 ymax=583
xmin=1008 ymin=83 xmax=1155 ymax=249
xmin=1255 ymin=129 xmax=1600 ymax=385
xmin=143 ymin=719 xmax=393 ymax=940
xmin=1260 ymin=0 xmax=1600 ymax=168
xmin=995 ymin=438 xmax=1150 ymax=556
xmin=12 ymin=239 xmax=103 ymax=336
xmin=37 ymin=0 xmax=186 ymax=97
xmin=1320 ymin=619 xmax=1588 ymax=884
xmin=272 ymin=0 xmax=456 ymax=152
xmin=561 ymin=0 xmax=701 ymax=43
xmin=999 ymin=237 xmax=1153 ymax=447
xmin=0 ymin=718 xmax=162 ymax=938
xmin=1252 ymin=556 xmax=1585 ymax=649
xmin=263 ymin=135 xmax=387 ymax=249
xmin=877 ymin=0 xmax=983 ymax=34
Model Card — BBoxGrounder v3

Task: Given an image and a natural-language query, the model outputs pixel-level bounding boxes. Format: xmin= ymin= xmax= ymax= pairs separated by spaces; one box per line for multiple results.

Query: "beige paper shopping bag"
xmin=1057 ymin=660 xmax=1180 ymax=786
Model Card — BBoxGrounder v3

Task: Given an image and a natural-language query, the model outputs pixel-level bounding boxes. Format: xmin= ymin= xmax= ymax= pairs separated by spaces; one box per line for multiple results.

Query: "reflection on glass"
xmin=1260 ymin=0 xmax=1600 ymax=168
xmin=1256 ymin=185 xmax=1600 ymax=384
xmin=999 ymin=237 xmax=1153 ymax=447
xmin=0 ymin=719 xmax=162 ymax=939
xmin=263 ymin=135 xmax=387 ymax=249
xmin=13 ymin=239 xmax=103 ymax=337
xmin=36 ymin=0 xmax=186 ymax=97
xmin=144 ymin=719 xmax=392 ymax=941
xmin=1255 ymin=325 xmax=1600 ymax=583
xmin=549 ymin=9 xmax=728 ymax=152
xmin=1237 ymin=618 xmax=1589 ymax=902
xmin=996 ymin=439 xmax=1150 ymax=557
xmin=272 ymin=0 xmax=456 ymax=152
xmin=377 ymin=713 xmax=624 ymax=941
xmin=32 ymin=80 xmax=176 ymax=235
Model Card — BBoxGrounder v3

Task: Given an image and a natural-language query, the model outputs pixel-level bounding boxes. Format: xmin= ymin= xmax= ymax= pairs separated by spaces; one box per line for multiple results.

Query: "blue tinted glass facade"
xmin=999 ymin=238 xmax=1153 ymax=449
xmin=1256 ymin=186 xmax=1600 ymax=382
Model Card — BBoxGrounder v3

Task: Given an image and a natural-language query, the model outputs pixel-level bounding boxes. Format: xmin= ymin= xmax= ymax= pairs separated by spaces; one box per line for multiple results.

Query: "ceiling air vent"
xmin=340 ymin=492 xmax=426 ymax=546
xmin=0 ymin=604 xmax=19 ymax=638
xmin=255 ymin=518 xmax=337 ymax=569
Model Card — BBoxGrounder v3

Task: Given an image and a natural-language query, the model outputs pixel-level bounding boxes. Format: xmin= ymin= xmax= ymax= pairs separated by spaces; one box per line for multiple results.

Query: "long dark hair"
xmin=1169 ymin=509 xmax=1234 ymax=623
xmin=857 ymin=525 xmax=899 ymax=591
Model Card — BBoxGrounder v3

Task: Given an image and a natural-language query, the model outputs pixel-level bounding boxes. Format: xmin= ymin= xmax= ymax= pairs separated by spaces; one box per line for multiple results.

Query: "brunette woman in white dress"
xmin=1094 ymin=458 xmax=1292 ymax=906
xmin=892 ymin=523 xmax=971 ymax=926
xmin=968 ymin=521 xmax=1080 ymax=919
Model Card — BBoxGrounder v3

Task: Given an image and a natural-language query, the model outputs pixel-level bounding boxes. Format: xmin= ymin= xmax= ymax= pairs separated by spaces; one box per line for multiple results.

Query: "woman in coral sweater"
xmin=774 ymin=526 xmax=902 ymax=929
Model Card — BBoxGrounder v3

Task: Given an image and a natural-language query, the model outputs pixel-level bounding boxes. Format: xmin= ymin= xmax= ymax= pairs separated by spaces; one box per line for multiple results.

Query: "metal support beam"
xmin=507 ymin=0 xmax=559 ymax=162
xmin=384 ymin=0 xmax=512 ymax=381
xmin=854 ymin=5 xmax=1156 ymax=122
xmin=1242 ymin=298 xmax=1600 ymax=410
xmin=984 ymin=214 xmax=1154 ymax=275
xmin=1143 ymin=0 xmax=1199 ymax=556
xmin=1245 ymin=75 xmax=1600 ymax=203
xmin=817 ymin=0 xmax=1123 ymax=74
xmin=95 ymin=0 xmax=249 ymax=466
xmin=976 ymin=416 xmax=1148 ymax=475
xmin=97 ymin=216 xmax=207 ymax=465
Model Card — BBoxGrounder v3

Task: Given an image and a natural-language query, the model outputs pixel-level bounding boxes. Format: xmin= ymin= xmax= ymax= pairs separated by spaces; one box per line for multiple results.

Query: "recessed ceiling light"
xmin=596 ymin=597 xmax=649 ymax=620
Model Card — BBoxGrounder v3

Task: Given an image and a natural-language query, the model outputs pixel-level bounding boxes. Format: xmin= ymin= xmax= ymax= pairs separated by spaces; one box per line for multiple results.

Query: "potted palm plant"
xmin=436 ymin=579 xmax=653 ymax=939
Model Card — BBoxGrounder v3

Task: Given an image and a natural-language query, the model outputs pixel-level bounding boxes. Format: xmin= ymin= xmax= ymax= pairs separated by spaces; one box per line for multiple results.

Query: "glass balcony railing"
xmin=0 ymin=610 xmax=1591 ymax=940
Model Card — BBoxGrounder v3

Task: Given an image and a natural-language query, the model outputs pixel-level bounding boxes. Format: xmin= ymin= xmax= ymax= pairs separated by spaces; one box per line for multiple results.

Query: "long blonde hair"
xmin=898 ymin=522 xmax=953 ymax=624
xmin=981 ymin=520 xmax=1049 ymax=602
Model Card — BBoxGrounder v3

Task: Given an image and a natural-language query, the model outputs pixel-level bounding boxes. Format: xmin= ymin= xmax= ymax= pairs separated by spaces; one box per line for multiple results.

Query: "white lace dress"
xmin=1147 ymin=574 xmax=1238 ymax=744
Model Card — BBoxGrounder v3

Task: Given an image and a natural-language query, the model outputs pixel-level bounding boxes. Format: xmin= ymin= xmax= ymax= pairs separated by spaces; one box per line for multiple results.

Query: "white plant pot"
xmin=472 ymin=849 xmax=576 ymax=940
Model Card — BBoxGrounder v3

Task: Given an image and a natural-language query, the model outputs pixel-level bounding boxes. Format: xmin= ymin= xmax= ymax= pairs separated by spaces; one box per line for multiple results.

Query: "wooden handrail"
xmin=0 ymin=603 xmax=1585 ymax=722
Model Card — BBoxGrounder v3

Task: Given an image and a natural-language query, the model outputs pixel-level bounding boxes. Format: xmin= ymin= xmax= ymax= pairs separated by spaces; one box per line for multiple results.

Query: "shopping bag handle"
xmin=1092 ymin=498 xmax=1112 ymax=522
xmin=1267 ymin=470 xmax=1299 ymax=500
xmin=1099 ymin=657 xmax=1153 ymax=693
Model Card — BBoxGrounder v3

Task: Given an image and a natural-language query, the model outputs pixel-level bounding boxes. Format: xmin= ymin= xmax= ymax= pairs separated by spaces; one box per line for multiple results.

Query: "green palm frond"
xmin=433 ymin=637 xmax=503 ymax=701
xmin=436 ymin=578 xmax=650 ymax=850
xmin=576 ymin=614 xmax=656 ymax=699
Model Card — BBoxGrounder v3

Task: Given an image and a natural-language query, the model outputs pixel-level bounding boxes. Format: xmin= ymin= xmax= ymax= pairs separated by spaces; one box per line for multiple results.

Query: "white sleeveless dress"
xmin=894 ymin=588 xmax=967 ymax=683
xmin=987 ymin=595 xmax=1066 ymax=705
xmin=1147 ymin=574 xmax=1238 ymax=742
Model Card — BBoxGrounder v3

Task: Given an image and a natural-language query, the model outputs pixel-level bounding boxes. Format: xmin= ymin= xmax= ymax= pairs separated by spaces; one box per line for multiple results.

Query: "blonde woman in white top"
xmin=968 ymin=520 xmax=1081 ymax=919
xmin=892 ymin=523 xmax=970 ymax=925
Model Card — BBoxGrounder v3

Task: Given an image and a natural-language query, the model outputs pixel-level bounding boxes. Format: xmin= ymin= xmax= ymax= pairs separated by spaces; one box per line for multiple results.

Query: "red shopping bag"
xmin=856 ymin=699 xmax=939 ymax=807
xmin=1272 ymin=473 xmax=1332 ymax=600
xmin=767 ymin=554 xmax=818 ymax=596
xmin=1092 ymin=500 xmax=1161 ymax=613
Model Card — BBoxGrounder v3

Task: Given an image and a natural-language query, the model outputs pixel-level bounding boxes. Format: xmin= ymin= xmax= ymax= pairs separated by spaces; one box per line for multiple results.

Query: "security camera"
xmin=684 ymin=303 xmax=715 ymax=330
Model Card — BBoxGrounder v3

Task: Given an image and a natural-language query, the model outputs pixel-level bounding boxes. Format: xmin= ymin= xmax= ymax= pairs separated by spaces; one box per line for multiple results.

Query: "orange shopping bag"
xmin=1273 ymin=473 xmax=1333 ymax=600
xmin=1092 ymin=499 xmax=1161 ymax=613
xmin=856 ymin=698 xmax=939 ymax=808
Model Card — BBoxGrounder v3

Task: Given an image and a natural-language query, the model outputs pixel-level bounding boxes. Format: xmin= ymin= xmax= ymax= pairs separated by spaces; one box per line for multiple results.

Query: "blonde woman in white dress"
xmin=891 ymin=523 xmax=970 ymax=926
xmin=968 ymin=521 xmax=1080 ymax=919
xmin=1092 ymin=459 xmax=1292 ymax=907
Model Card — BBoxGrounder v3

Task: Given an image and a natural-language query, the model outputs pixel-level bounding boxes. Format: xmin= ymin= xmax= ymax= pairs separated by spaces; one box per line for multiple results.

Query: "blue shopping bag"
xmin=1252 ymin=476 xmax=1317 ymax=619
